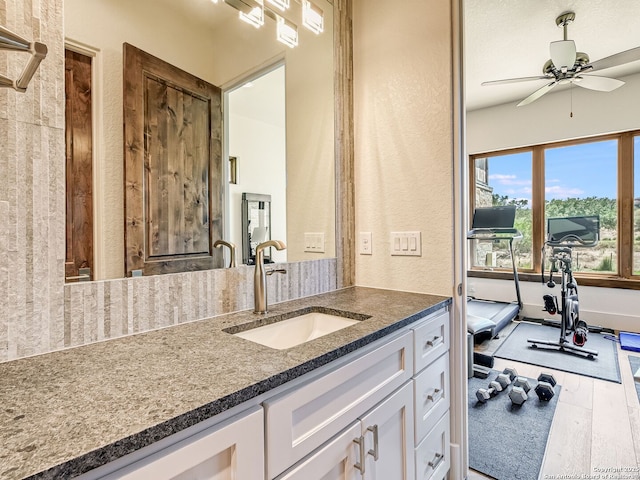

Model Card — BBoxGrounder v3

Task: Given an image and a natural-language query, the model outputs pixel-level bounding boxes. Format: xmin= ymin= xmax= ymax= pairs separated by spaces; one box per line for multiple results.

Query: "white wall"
xmin=467 ymin=72 xmax=640 ymax=154
xmin=467 ymin=72 xmax=640 ymax=332
xmin=352 ymin=0 xmax=454 ymax=295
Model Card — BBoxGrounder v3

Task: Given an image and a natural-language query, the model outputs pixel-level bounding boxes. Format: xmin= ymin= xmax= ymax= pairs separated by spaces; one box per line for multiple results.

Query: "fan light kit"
xmin=482 ymin=11 xmax=640 ymax=107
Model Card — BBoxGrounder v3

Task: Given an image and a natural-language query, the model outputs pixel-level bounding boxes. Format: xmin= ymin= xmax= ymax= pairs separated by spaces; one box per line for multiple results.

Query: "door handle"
xmin=425 ymin=387 xmax=443 ymax=403
xmin=366 ymin=424 xmax=379 ymax=461
xmin=353 ymin=435 xmax=365 ymax=475
xmin=425 ymin=335 xmax=443 ymax=348
xmin=427 ymin=452 xmax=444 ymax=470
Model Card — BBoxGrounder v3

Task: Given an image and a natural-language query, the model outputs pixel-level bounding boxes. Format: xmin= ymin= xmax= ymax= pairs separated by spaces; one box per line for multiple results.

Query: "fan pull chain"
xmin=570 ymin=85 xmax=573 ymax=118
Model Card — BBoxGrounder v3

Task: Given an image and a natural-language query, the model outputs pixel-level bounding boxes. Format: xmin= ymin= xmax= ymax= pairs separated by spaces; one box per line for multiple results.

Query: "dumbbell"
xmin=476 ymin=373 xmax=512 ymax=403
xmin=534 ymin=373 xmax=557 ymax=401
xmin=508 ymin=377 xmax=532 ymax=406
xmin=502 ymin=367 xmax=518 ymax=382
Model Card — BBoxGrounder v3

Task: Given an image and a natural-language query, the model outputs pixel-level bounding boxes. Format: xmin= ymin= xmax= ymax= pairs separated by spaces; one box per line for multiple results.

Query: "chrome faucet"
xmin=254 ymin=240 xmax=287 ymax=314
xmin=213 ymin=240 xmax=236 ymax=268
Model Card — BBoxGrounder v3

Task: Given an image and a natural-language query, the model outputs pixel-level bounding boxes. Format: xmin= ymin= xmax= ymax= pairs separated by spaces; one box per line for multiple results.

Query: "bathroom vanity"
xmin=0 ymin=287 xmax=452 ymax=480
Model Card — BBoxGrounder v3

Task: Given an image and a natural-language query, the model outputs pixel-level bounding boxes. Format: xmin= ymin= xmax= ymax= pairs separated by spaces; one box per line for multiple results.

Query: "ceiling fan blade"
xmin=482 ymin=76 xmax=551 ymax=86
xmin=590 ymin=46 xmax=640 ymax=71
xmin=575 ymin=75 xmax=625 ymax=92
xmin=517 ymin=81 xmax=557 ymax=107
xmin=550 ymin=40 xmax=576 ymax=69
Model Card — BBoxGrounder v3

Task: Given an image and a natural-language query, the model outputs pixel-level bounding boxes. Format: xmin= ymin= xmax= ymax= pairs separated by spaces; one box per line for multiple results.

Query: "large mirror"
xmin=64 ymin=0 xmax=336 ymax=281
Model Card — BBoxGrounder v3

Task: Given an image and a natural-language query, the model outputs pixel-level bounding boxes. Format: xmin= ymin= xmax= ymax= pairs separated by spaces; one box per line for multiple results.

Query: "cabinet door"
xmin=101 ymin=407 xmax=264 ymax=480
xmin=264 ymin=332 xmax=413 ymax=478
xmin=276 ymin=422 xmax=361 ymax=480
xmin=361 ymin=382 xmax=415 ymax=480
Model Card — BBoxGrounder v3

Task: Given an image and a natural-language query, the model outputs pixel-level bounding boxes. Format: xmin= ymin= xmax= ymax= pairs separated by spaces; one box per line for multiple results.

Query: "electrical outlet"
xmin=359 ymin=232 xmax=372 ymax=255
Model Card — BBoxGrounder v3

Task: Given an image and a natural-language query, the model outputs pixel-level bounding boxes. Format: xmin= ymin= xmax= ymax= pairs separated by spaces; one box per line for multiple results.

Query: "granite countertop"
xmin=0 ymin=286 xmax=451 ymax=480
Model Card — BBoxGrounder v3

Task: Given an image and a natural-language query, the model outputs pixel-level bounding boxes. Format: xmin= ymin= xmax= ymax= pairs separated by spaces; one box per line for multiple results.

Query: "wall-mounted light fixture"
xmin=302 ymin=0 xmax=323 ymax=34
xmin=267 ymin=0 xmax=290 ymax=12
xmin=276 ymin=15 xmax=298 ymax=48
xmin=221 ymin=0 xmax=323 ymax=47
xmin=238 ymin=0 xmax=265 ymax=28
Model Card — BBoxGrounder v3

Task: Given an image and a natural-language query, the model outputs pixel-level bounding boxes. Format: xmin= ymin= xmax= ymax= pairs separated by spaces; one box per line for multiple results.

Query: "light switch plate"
xmin=304 ymin=233 xmax=325 ymax=253
xmin=359 ymin=232 xmax=372 ymax=255
xmin=390 ymin=231 xmax=421 ymax=256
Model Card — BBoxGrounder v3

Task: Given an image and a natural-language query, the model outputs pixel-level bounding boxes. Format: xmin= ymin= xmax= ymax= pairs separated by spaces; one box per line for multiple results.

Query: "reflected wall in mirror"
xmin=64 ymin=0 xmax=336 ymax=281
xmin=228 ymin=65 xmax=287 ymax=265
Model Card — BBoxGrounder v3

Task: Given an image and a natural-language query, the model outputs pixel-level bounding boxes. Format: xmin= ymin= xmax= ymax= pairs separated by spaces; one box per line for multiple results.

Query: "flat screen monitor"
xmin=547 ymin=215 xmax=599 ymax=245
xmin=471 ymin=206 xmax=516 ymax=230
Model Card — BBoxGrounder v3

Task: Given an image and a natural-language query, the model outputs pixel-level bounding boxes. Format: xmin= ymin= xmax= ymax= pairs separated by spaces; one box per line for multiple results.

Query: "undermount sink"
xmin=227 ymin=308 xmax=370 ymax=350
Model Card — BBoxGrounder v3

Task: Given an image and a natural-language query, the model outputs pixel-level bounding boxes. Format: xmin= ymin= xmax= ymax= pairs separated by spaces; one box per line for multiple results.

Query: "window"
xmin=545 ymin=141 xmax=618 ymax=274
xmin=469 ymin=131 xmax=640 ymax=288
xmin=471 ymin=152 xmax=533 ymax=270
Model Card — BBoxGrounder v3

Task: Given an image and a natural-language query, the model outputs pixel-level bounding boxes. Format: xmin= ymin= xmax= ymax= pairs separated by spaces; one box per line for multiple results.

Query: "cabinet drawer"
xmin=413 ymin=309 xmax=450 ymax=373
xmin=96 ymin=407 xmax=264 ymax=480
xmin=415 ymin=411 xmax=450 ymax=480
xmin=414 ymin=351 xmax=450 ymax=444
xmin=264 ymin=331 xmax=413 ymax=479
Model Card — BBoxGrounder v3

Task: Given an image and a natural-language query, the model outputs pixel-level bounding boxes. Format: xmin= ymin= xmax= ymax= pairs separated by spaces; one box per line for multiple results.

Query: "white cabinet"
xmin=415 ymin=412 xmax=450 ymax=480
xmin=277 ymin=422 xmax=362 ymax=480
xmin=360 ymin=382 xmax=415 ymax=479
xmin=411 ymin=308 xmax=451 ymax=480
xmin=88 ymin=407 xmax=264 ymax=480
xmin=277 ymin=382 xmax=414 ymax=480
xmin=264 ymin=331 xmax=413 ymax=479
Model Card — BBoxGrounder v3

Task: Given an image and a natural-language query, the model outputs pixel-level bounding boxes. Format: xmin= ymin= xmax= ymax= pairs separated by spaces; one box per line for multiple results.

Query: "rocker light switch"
xmin=390 ymin=232 xmax=421 ymax=256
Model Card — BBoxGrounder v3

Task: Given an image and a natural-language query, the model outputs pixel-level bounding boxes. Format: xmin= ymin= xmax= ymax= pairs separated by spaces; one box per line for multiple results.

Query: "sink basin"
xmin=228 ymin=308 xmax=369 ymax=350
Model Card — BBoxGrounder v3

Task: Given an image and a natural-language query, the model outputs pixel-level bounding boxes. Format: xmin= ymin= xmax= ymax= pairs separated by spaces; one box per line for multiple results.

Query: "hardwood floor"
xmin=468 ymin=341 xmax=640 ymax=480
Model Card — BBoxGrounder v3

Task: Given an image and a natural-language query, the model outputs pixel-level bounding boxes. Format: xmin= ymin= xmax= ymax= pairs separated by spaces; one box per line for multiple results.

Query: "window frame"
xmin=468 ymin=130 xmax=640 ymax=290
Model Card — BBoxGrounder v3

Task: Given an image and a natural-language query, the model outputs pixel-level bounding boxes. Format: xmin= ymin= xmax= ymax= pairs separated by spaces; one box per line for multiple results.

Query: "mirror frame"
xmin=334 ymin=0 xmax=355 ymax=288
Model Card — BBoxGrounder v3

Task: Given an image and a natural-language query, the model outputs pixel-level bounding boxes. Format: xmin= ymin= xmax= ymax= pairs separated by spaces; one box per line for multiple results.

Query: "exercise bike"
xmin=527 ymin=216 xmax=600 ymax=359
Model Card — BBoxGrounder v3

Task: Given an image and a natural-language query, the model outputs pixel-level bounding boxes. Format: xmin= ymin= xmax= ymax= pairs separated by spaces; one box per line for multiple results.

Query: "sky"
xmin=486 ymin=138 xmax=640 ymax=201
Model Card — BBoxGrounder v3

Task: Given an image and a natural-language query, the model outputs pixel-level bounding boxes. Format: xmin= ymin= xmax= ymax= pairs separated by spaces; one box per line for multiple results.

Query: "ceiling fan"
xmin=482 ymin=11 xmax=640 ymax=106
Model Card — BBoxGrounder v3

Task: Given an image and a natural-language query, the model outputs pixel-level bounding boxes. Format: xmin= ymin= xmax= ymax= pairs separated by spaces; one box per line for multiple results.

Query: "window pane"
xmin=545 ymin=140 xmax=618 ymax=274
xmin=635 ymin=136 xmax=640 ymax=275
xmin=473 ymin=152 xmax=533 ymax=270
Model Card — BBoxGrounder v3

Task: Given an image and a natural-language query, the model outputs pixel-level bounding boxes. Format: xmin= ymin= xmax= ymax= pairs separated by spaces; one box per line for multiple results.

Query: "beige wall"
xmin=352 ymin=0 xmax=454 ymax=294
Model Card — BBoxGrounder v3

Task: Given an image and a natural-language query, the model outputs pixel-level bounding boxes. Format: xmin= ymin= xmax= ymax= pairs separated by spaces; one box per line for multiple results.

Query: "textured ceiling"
xmin=464 ymin=0 xmax=640 ymax=111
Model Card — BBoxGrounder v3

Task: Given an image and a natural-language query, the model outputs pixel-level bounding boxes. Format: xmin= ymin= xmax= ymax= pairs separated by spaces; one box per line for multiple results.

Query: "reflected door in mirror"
xmin=65 ymin=49 xmax=93 ymax=283
xmin=123 ymin=44 xmax=224 ymax=276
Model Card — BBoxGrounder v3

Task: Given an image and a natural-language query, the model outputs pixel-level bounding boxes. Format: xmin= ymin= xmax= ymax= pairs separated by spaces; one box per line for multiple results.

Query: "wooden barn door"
xmin=64 ymin=49 xmax=93 ymax=282
xmin=123 ymin=44 xmax=223 ymax=276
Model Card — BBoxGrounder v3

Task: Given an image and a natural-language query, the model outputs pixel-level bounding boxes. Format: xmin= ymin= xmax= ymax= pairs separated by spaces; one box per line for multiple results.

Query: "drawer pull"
xmin=353 ymin=436 xmax=366 ymax=474
xmin=427 ymin=452 xmax=444 ymax=469
xmin=367 ymin=424 xmax=379 ymax=460
xmin=425 ymin=335 xmax=443 ymax=348
xmin=426 ymin=388 xmax=442 ymax=403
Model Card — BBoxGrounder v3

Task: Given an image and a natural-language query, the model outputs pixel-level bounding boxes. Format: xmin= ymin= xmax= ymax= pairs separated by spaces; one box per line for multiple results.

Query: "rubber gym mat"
xmin=468 ymin=370 xmax=561 ymax=480
xmin=493 ymin=322 xmax=621 ymax=383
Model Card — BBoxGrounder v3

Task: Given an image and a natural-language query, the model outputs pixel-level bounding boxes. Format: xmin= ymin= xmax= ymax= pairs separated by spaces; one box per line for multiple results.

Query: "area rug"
xmin=468 ymin=370 xmax=560 ymax=480
xmin=630 ymin=356 xmax=640 ymax=402
xmin=493 ymin=322 xmax=621 ymax=383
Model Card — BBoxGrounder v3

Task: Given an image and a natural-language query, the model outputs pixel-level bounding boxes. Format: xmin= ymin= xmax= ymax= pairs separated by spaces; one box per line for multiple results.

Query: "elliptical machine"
xmin=527 ymin=216 xmax=600 ymax=359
